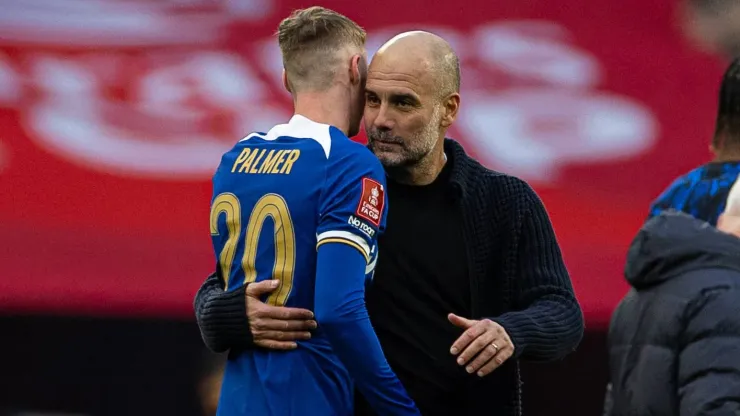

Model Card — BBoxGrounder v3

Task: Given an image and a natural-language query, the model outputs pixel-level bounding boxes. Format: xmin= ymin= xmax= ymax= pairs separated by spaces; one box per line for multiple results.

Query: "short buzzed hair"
xmin=433 ymin=51 xmax=461 ymax=98
xmin=277 ymin=7 xmax=366 ymax=92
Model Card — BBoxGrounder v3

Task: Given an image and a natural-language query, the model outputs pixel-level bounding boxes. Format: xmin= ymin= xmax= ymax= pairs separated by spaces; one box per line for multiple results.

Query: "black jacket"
xmin=194 ymin=139 xmax=584 ymax=415
xmin=606 ymin=212 xmax=740 ymax=415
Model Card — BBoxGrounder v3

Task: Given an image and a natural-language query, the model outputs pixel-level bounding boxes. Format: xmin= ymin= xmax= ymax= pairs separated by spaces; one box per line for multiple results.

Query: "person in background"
xmin=605 ymin=180 xmax=740 ymax=415
xmin=195 ymin=30 xmax=584 ymax=416
xmin=680 ymin=0 xmax=740 ymax=58
xmin=648 ymin=57 xmax=740 ymax=225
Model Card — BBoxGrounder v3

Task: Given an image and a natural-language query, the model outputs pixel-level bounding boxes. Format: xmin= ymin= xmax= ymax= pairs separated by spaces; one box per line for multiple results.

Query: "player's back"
xmin=211 ymin=115 xmax=380 ymax=415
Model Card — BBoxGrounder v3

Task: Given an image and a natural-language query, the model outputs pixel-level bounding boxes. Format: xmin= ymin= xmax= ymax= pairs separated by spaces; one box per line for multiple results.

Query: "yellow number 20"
xmin=209 ymin=192 xmax=296 ymax=306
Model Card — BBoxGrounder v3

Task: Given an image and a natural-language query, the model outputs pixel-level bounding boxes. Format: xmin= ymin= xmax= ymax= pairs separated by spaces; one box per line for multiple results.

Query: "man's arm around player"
xmin=194 ymin=275 xmax=315 ymax=352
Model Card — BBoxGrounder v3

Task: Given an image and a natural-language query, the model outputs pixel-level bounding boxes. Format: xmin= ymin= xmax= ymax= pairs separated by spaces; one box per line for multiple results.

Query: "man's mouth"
xmin=373 ymin=141 xmax=402 ymax=150
xmin=372 ymin=138 xmax=402 ymax=145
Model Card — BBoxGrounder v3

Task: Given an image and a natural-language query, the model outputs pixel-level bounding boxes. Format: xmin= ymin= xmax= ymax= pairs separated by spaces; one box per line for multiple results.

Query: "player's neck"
xmin=387 ymin=145 xmax=447 ymax=186
xmin=713 ymin=145 xmax=740 ymax=163
xmin=714 ymin=153 xmax=740 ymax=163
xmin=712 ymin=134 xmax=740 ymax=162
xmin=293 ymin=91 xmax=351 ymax=136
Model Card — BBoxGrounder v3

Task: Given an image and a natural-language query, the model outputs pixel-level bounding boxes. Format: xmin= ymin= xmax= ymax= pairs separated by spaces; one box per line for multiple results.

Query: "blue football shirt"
xmin=210 ymin=115 xmax=418 ymax=416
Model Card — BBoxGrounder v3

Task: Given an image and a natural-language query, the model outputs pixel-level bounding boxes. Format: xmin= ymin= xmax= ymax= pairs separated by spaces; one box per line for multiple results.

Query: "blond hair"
xmin=277 ymin=7 xmax=366 ymax=92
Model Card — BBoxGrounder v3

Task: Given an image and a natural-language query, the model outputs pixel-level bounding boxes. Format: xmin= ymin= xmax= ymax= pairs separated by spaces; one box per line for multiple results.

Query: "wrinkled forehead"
xmin=366 ymin=53 xmax=434 ymax=98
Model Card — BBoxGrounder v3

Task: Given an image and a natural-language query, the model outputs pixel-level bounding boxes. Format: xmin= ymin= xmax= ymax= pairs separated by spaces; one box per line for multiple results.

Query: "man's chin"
xmin=374 ymin=152 xmax=407 ymax=168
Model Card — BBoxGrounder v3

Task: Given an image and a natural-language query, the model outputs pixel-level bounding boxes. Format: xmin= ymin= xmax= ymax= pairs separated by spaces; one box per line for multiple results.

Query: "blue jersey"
xmin=648 ymin=162 xmax=740 ymax=225
xmin=210 ymin=115 xmax=418 ymax=416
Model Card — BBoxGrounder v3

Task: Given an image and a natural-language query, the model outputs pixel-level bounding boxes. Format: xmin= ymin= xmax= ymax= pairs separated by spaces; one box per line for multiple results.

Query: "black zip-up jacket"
xmin=605 ymin=212 xmax=740 ymax=415
xmin=194 ymin=139 xmax=584 ymax=415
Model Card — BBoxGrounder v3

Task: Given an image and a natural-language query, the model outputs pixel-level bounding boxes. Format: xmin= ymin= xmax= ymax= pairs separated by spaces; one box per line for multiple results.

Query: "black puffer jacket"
xmin=605 ymin=212 xmax=740 ymax=416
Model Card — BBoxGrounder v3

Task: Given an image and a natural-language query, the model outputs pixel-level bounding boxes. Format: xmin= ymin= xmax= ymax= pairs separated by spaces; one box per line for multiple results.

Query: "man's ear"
xmin=440 ymin=93 xmax=461 ymax=128
xmin=282 ymin=69 xmax=291 ymax=93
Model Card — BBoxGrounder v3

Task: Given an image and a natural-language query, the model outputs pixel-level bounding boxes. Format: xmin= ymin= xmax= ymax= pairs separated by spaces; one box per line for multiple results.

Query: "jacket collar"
xmin=444 ymin=138 xmax=473 ymax=201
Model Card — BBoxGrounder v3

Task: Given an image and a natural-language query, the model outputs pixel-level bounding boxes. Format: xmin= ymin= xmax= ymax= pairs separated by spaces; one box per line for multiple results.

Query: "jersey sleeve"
xmin=316 ymin=143 xmax=388 ymax=263
xmin=314 ymin=136 xmax=418 ymax=416
xmin=314 ymin=243 xmax=420 ymax=416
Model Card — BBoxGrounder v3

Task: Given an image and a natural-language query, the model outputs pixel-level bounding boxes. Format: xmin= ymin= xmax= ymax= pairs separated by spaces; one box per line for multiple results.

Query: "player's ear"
xmin=710 ymin=142 xmax=721 ymax=156
xmin=440 ymin=93 xmax=461 ymax=128
xmin=282 ymin=69 xmax=291 ymax=93
xmin=349 ymin=54 xmax=363 ymax=86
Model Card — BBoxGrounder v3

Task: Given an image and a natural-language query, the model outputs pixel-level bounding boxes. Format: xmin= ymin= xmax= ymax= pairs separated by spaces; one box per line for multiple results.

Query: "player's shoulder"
xmin=218 ymin=129 xmax=268 ymax=156
xmin=653 ymin=164 xmax=716 ymax=200
xmin=682 ymin=163 xmax=713 ymax=184
xmin=671 ymin=162 xmax=740 ymax=186
xmin=326 ymin=128 xmax=376 ymax=161
xmin=236 ymin=116 xmax=333 ymax=155
xmin=214 ymin=131 xmax=267 ymax=170
xmin=327 ymin=133 xmax=381 ymax=176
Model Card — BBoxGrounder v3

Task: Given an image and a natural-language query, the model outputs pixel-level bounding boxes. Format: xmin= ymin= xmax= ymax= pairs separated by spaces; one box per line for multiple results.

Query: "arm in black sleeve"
xmin=491 ymin=182 xmax=584 ymax=361
xmin=193 ymin=272 xmax=254 ymax=353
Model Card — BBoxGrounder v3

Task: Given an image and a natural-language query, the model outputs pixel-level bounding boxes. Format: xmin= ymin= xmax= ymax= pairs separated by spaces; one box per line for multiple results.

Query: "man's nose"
xmin=372 ymin=103 xmax=395 ymax=130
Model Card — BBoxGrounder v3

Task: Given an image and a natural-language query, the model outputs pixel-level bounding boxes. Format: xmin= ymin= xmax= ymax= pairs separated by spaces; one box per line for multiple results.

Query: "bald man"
xmin=195 ymin=30 xmax=583 ymax=415
xmin=606 ymin=189 xmax=740 ymax=414
xmin=364 ymin=31 xmax=461 ymax=182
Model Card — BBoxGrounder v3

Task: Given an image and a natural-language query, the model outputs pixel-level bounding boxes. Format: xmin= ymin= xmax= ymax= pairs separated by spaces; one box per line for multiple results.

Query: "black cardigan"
xmin=193 ymin=139 xmax=584 ymax=415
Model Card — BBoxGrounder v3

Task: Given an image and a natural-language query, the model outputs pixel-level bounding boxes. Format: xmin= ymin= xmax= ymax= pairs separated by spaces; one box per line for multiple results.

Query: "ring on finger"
xmin=491 ymin=342 xmax=500 ymax=352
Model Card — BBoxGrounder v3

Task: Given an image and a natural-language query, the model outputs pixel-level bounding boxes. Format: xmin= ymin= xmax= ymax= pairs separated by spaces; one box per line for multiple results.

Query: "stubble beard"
xmin=367 ymin=106 xmax=442 ymax=169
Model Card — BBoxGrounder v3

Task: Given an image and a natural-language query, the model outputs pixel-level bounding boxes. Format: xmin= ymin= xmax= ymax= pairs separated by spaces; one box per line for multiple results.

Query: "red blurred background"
xmin=0 ymin=0 xmax=726 ymax=325
xmin=0 ymin=0 xmax=729 ymax=414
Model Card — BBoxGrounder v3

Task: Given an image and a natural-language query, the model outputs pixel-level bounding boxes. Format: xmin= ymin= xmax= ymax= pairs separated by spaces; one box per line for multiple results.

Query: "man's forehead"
xmin=367 ymin=55 xmax=432 ymax=94
xmin=367 ymin=71 xmax=425 ymax=97
xmin=370 ymin=52 xmax=428 ymax=74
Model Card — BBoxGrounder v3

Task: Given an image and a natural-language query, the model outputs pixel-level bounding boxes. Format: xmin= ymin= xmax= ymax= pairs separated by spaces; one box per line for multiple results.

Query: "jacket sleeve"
xmin=491 ymin=182 xmax=584 ymax=361
xmin=678 ymin=286 xmax=740 ymax=416
xmin=193 ymin=272 xmax=254 ymax=353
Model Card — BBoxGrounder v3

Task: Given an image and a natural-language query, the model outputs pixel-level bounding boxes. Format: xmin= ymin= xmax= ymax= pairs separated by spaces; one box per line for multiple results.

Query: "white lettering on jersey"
xmin=348 ymin=215 xmax=375 ymax=238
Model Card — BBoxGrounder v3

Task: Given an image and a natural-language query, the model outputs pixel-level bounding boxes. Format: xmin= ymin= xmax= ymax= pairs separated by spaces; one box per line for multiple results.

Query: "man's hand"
xmin=448 ymin=313 xmax=515 ymax=377
xmin=247 ymin=280 xmax=317 ymax=350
